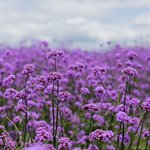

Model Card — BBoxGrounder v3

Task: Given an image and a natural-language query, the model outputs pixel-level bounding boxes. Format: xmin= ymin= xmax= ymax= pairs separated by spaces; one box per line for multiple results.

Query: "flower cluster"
xmin=58 ymin=137 xmax=71 ymax=150
xmin=59 ymin=91 xmax=72 ymax=102
xmin=82 ymin=103 xmax=99 ymax=112
xmin=47 ymin=50 xmax=64 ymax=59
xmin=2 ymin=74 xmax=15 ymax=87
xmin=89 ymin=129 xmax=114 ymax=143
xmin=0 ymin=43 xmax=149 ymax=150
xmin=22 ymin=64 xmax=35 ymax=76
xmin=121 ymin=66 xmax=138 ymax=78
xmin=141 ymin=98 xmax=150 ymax=112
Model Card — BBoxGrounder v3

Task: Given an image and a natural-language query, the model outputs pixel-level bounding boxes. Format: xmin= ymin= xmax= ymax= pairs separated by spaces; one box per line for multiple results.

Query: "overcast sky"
xmin=1 ymin=0 xmax=150 ymax=49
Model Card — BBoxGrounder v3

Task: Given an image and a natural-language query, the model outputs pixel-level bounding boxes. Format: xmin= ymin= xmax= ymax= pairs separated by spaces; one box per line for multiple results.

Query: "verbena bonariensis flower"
xmin=22 ymin=64 xmax=35 ymax=76
xmin=141 ymin=98 xmax=150 ymax=112
xmin=89 ymin=129 xmax=114 ymax=143
xmin=128 ymin=97 xmax=140 ymax=106
xmin=4 ymin=88 xmax=17 ymax=99
xmin=2 ymin=74 xmax=16 ymax=87
xmin=34 ymin=121 xmax=52 ymax=142
xmin=121 ymin=66 xmax=138 ymax=78
xmin=83 ymin=103 xmax=99 ymax=112
xmin=95 ymin=86 xmax=105 ymax=98
xmin=59 ymin=91 xmax=72 ymax=102
xmin=91 ymin=66 xmax=107 ymax=76
xmin=58 ymin=137 xmax=72 ymax=150
xmin=15 ymin=99 xmax=26 ymax=112
xmin=69 ymin=62 xmax=85 ymax=72
xmin=46 ymin=72 xmax=62 ymax=82
xmin=88 ymin=144 xmax=99 ymax=150
xmin=0 ymin=43 xmax=150 ymax=149
xmin=47 ymin=50 xmax=64 ymax=59
xmin=81 ymin=87 xmax=90 ymax=95
xmin=116 ymin=111 xmax=128 ymax=123
xmin=24 ymin=143 xmax=56 ymax=150
xmin=127 ymin=51 xmax=137 ymax=60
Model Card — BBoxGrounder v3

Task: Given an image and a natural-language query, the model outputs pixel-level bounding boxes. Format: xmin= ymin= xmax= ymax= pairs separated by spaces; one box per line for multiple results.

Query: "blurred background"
xmin=1 ymin=0 xmax=150 ymax=50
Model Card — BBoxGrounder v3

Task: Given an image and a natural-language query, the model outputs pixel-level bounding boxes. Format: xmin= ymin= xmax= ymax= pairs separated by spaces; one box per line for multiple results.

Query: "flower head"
xmin=22 ymin=64 xmax=35 ymax=76
xmin=141 ymin=98 xmax=150 ymax=112
xmin=47 ymin=50 xmax=64 ymax=59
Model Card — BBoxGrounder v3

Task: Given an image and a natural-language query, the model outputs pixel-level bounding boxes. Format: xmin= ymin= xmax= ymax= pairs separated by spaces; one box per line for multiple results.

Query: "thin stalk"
xmin=23 ymin=77 xmax=28 ymax=146
xmin=52 ymin=81 xmax=56 ymax=146
xmin=108 ymin=115 xmax=114 ymax=130
xmin=87 ymin=112 xmax=94 ymax=134
xmin=136 ymin=112 xmax=147 ymax=150
xmin=87 ymin=112 xmax=94 ymax=148
xmin=145 ymin=137 xmax=149 ymax=150
xmin=6 ymin=116 xmax=22 ymax=146
xmin=126 ymin=112 xmax=147 ymax=150
xmin=120 ymin=82 xmax=128 ymax=150
xmin=117 ymin=122 xmax=122 ymax=147
xmin=54 ymin=58 xmax=60 ymax=146
xmin=59 ymin=111 xmax=64 ymax=137
xmin=55 ymin=81 xmax=59 ymax=143
xmin=99 ymin=77 xmax=111 ymax=102
xmin=120 ymin=123 xmax=125 ymax=150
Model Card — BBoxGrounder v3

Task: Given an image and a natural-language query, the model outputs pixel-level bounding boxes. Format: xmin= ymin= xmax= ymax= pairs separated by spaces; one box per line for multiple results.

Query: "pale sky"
xmin=1 ymin=0 xmax=150 ymax=49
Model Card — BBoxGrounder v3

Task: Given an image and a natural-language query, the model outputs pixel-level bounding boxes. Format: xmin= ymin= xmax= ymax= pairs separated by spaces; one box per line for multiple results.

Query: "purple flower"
xmin=141 ymin=98 xmax=150 ymax=112
xmin=95 ymin=86 xmax=104 ymax=97
xmin=89 ymin=129 xmax=114 ymax=142
xmin=22 ymin=64 xmax=35 ymax=76
xmin=24 ymin=143 xmax=55 ymax=150
xmin=5 ymin=139 xmax=16 ymax=150
xmin=59 ymin=91 xmax=72 ymax=102
xmin=83 ymin=103 xmax=99 ymax=112
xmin=129 ymin=98 xmax=140 ymax=106
xmin=102 ymin=130 xmax=115 ymax=142
xmin=58 ymin=137 xmax=72 ymax=150
xmin=127 ymin=51 xmax=137 ymax=60
xmin=121 ymin=66 xmax=138 ymax=78
xmin=13 ymin=116 xmax=21 ymax=123
xmin=4 ymin=88 xmax=17 ymax=99
xmin=34 ymin=121 xmax=52 ymax=142
xmin=142 ymin=129 xmax=150 ymax=138
xmin=2 ymin=74 xmax=16 ymax=87
xmin=47 ymin=50 xmax=64 ymax=59
xmin=88 ymin=144 xmax=99 ymax=150
xmin=15 ymin=99 xmax=26 ymax=112
xmin=91 ymin=66 xmax=107 ymax=76
xmin=116 ymin=111 xmax=128 ymax=123
xmin=81 ymin=87 xmax=90 ymax=95
xmin=44 ymin=84 xmax=57 ymax=95
xmin=106 ymin=145 xmax=116 ymax=150
xmin=118 ymin=133 xmax=130 ymax=144
xmin=35 ymin=75 xmax=47 ymax=85
xmin=93 ymin=114 xmax=104 ymax=126
xmin=46 ymin=72 xmax=62 ymax=82
xmin=69 ymin=62 xmax=85 ymax=72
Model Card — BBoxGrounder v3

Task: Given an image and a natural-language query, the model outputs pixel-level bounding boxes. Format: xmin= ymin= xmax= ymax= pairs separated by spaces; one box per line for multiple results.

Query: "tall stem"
xmin=52 ymin=81 xmax=56 ymax=146
xmin=23 ymin=77 xmax=28 ymax=146
xmin=127 ymin=112 xmax=147 ymax=150
xmin=136 ymin=112 xmax=147 ymax=150
xmin=120 ymin=82 xmax=128 ymax=150
xmin=117 ymin=122 xmax=122 ymax=147
xmin=99 ymin=77 xmax=111 ymax=102
xmin=54 ymin=58 xmax=60 ymax=146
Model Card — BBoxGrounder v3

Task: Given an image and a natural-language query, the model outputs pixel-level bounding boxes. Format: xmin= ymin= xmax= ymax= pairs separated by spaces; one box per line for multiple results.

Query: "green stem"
xmin=52 ymin=81 xmax=56 ymax=146
xmin=126 ymin=112 xmax=147 ymax=150
xmin=136 ymin=113 xmax=147 ymax=150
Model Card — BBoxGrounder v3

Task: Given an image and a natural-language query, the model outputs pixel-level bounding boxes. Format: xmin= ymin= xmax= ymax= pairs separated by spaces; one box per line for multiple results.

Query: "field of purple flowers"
xmin=0 ymin=42 xmax=150 ymax=150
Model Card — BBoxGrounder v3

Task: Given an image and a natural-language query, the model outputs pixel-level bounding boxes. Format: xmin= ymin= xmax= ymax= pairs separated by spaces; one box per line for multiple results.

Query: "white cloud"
xmin=1 ymin=0 xmax=150 ymax=49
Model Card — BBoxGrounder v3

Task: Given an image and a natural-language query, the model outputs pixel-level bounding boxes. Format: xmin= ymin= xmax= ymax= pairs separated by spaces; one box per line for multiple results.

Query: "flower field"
xmin=0 ymin=43 xmax=150 ymax=150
